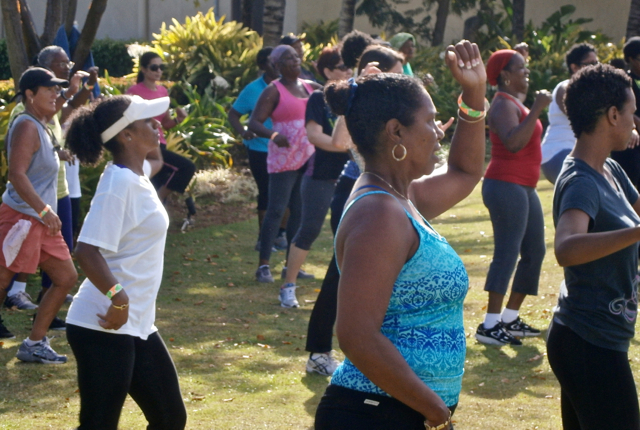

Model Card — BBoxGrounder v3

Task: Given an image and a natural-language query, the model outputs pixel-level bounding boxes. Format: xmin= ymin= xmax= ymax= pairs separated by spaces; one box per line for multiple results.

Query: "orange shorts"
xmin=0 ymin=203 xmax=71 ymax=274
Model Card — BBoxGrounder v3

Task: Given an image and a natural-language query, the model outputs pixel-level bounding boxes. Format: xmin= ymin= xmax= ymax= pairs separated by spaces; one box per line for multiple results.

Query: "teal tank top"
xmin=331 ymin=188 xmax=468 ymax=407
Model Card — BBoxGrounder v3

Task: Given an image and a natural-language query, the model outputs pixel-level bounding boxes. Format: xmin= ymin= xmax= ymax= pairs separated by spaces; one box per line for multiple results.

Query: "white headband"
xmin=100 ymin=95 xmax=170 ymax=143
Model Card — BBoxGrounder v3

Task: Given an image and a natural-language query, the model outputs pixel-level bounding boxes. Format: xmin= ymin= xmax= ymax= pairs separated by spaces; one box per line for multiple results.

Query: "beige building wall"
xmin=296 ymin=0 xmax=632 ymax=46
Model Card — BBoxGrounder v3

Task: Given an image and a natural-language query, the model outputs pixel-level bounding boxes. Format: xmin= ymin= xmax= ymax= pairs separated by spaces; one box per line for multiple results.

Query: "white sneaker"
xmin=306 ymin=351 xmax=341 ymax=376
xmin=279 ymin=284 xmax=299 ymax=308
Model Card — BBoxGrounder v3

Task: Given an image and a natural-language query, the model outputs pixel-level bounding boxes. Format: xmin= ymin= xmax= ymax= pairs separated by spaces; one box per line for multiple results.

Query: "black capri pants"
xmin=151 ymin=145 xmax=196 ymax=194
xmin=547 ymin=320 xmax=640 ymax=429
xmin=67 ymin=324 xmax=187 ymax=430
xmin=247 ymin=149 xmax=269 ymax=211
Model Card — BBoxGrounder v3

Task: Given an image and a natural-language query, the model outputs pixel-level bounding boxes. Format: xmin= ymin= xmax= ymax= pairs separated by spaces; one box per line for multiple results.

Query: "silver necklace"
xmin=363 ymin=172 xmax=410 ymax=202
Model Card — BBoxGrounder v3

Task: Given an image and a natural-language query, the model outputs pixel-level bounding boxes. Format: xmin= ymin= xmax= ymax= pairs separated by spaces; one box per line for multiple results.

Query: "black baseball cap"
xmin=18 ymin=67 xmax=68 ymax=95
xmin=280 ymin=34 xmax=301 ymax=45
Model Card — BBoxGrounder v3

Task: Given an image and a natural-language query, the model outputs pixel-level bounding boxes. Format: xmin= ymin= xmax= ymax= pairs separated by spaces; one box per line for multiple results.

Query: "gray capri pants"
xmin=292 ymin=175 xmax=337 ymax=250
xmin=482 ymin=178 xmax=546 ymax=296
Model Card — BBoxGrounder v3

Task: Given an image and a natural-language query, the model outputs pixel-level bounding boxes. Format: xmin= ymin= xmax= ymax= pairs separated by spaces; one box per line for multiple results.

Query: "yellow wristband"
xmin=84 ymin=82 xmax=95 ymax=91
xmin=106 ymin=283 xmax=123 ymax=300
xmin=270 ymin=131 xmax=279 ymax=141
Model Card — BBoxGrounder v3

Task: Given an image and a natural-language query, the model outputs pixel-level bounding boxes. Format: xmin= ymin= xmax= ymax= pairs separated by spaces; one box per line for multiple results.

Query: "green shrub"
xmin=0 ymin=40 xmax=11 ymax=80
xmin=91 ymin=38 xmax=135 ymax=77
xmin=152 ymin=8 xmax=263 ymax=97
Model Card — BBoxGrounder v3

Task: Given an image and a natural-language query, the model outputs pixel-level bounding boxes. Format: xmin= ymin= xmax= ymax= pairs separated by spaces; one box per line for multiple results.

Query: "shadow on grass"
xmin=463 ymin=336 xmax=554 ymax=401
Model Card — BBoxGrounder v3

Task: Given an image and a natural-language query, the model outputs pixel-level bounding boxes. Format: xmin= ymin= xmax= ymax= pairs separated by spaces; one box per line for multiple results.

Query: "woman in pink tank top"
xmin=248 ymin=45 xmax=322 ymax=287
xmin=475 ymin=50 xmax=553 ymax=347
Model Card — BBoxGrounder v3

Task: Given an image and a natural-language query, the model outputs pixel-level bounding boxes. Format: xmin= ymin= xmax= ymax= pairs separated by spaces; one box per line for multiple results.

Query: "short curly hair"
xmin=565 ymin=64 xmax=632 ymax=138
xmin=340 ymin=30 xmax=375 ymax=69
xmin=324 ymin=73 xmax=425 ymax=158
xmin=565 ymin=43 xmax=596 ymax=74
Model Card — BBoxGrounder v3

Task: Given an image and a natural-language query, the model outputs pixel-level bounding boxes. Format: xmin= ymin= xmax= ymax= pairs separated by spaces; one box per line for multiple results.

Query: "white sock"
xmin=483 ymin=313 xmax=501 ymax=329
xmin=25 ymin=337 xmax=43 ymax=346
xmin=7 ymin=281 xmax=27 ymax=297
xmin=501 ymin=308 xmax=520 ymax=324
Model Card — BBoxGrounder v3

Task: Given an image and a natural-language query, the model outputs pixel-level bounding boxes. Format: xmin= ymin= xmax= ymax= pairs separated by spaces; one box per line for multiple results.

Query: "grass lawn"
xmin=0 ymin=178 xmax=637 ymax=429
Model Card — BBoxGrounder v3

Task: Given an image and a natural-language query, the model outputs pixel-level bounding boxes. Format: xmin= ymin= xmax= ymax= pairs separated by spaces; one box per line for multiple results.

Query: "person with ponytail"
xmin=64 ymin=95 xmax=187 ymax=430
xmin=127 ymin=52 xmax=196 ymax=226
xmin=314 ymin=40 xmax=486 ymax=430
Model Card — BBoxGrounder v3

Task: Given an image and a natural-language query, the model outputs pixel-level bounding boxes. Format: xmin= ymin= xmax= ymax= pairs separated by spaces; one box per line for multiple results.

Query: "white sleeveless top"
xmin=541 ymin=79 xmax=576 ymax=163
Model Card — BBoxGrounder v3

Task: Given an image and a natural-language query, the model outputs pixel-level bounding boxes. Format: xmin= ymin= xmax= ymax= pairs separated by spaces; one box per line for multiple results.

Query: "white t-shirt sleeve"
xmin=78 ymin=190 xmax=127 ymax=252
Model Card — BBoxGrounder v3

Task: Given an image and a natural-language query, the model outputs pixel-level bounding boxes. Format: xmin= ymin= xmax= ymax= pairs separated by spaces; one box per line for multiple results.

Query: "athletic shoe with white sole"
xmin=16 ymin=337 xmax=67 ymax=364
xmin=273 ymin=232 xmax=288 ymax=250
xmin=255 ymin=265 xmax=274 ymax=283
xmin=4 ymin=291 xmax=38 ymax=310
xmin=306 ymin=351 xmax=341 ymax=376
xmin=475 ymin=322 xmax=522 ymax=346
xmin=503 ymin=317 xmax=541 ymax=337
xmin=279 ymin=284 xmax=299 ymax=308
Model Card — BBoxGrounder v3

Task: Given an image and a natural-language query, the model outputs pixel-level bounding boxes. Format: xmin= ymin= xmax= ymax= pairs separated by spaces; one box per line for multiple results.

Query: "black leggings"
xmin=151 ymin=145 xmax=196 ymax=194
xmin=67 ymin=324 xmax=187 ymax=430
xmin=547 ymin=321 xmax=640 ymax=430
xmin=315 ymin=384 xmax=456 ymax=430
xmin=306 ymin=175 xmax=355 ymax=353
xmin=247 ymin=149 xmax=269 ymax=211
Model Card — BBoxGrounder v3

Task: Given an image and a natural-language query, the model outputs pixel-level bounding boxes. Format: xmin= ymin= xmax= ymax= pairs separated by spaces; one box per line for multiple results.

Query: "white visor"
xmin=100 ymin=95 xmax=170 ymax=143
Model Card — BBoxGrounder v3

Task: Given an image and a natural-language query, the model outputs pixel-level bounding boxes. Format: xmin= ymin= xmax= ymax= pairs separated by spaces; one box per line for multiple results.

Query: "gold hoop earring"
xmin=392 ymin=143 xmax=407 ymax=161
xmin=504 ymin=79 xmax=511 ymax=86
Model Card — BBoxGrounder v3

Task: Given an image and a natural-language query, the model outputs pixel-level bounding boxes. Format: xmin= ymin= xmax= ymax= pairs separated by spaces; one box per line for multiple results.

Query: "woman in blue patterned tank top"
xmin=314 ymin=40 xmax=487 ymax=430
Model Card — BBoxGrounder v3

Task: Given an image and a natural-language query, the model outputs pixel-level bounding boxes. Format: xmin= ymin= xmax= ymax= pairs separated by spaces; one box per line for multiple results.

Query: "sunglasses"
xmin=148 ymin=64 xmax=166 ymax=72
xmin=332 ymin=64 xmax=350 ymax=72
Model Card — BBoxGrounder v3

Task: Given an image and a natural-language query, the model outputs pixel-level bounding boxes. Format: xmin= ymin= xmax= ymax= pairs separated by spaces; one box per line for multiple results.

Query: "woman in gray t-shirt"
xmin=550 ymin=64 xmax=640 ymax=428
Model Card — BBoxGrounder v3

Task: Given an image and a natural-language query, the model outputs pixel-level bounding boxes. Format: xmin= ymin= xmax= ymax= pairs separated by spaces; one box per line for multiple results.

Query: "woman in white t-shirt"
xmin=64 ymin=95 xmax=187 ymax=430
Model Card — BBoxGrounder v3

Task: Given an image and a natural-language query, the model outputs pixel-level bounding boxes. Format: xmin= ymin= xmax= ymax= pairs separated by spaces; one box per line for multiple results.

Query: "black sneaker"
xmin=32 ymin=314 xmax=66 ymax=331
xmin=503 ymin=317 xmax=541 ymax=337
xmin=475 ymin=322 xmax=522 ymax=346
xmin=0 ymin=316 xmax=15 ymax=339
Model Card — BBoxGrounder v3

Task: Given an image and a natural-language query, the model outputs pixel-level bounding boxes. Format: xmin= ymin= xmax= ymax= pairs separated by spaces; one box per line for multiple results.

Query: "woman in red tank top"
xmin=475 ymin=50 xmax=553 ymax=347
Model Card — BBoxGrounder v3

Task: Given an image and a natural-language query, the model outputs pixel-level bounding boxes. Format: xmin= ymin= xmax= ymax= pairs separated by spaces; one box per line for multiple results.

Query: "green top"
xmin=402 ymin=62 xmax=414 ymax=77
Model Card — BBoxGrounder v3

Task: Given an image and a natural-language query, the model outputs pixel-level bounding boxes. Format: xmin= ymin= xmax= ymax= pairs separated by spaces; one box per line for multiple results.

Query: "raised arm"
xmin=410 ymin=40 xmax=487 ymax=220
xmin=490 ymin=90 xmax=551 ymax=153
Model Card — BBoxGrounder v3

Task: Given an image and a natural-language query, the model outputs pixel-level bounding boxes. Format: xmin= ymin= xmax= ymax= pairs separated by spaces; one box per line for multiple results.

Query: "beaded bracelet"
xmin=39 ymin=204 xmax=51 ymax=219
xmin=424 ymin=410 xmax=452 ymax=430
xmin=106 ymin=283 xmax=123 ymax=300
xmin=458 ymin=94 xmax=490 ymax=118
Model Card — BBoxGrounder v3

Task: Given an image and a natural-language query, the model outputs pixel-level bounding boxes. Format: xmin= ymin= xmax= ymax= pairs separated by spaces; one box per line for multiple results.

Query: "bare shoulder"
xmin=337 ymin=192 xmax=416 ymax=259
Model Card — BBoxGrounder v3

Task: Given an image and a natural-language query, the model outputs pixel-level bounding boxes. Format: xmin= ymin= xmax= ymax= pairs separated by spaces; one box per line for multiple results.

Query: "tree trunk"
xmin=18 ymin=0 xmax=41 ymax=62
xmin=251 ymin=0 xmax=264 ymax=35
xmin=65 ymin=0 xmax=78 ymax=36
xmin=262 ymin=0 xmax=285 ymax=47
xmin=41 ymin=0 xmax=63 ymax=48
xmin=627 ymin=0 xmax=640 ymax=39
xmin=240 ymin=0 xmax=252 ymax=29
xmin=71 ymin=0 xmax=107 ymax=72
xmin=512 ymin=0 xmax=525 ymax=43
xmin=1 ymin=0 xmax=30 ymax=85
xmin=431 ymin=0 xmax=450 ymax=46
xmin=338 ymin=0 xmax=356 ymax=39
